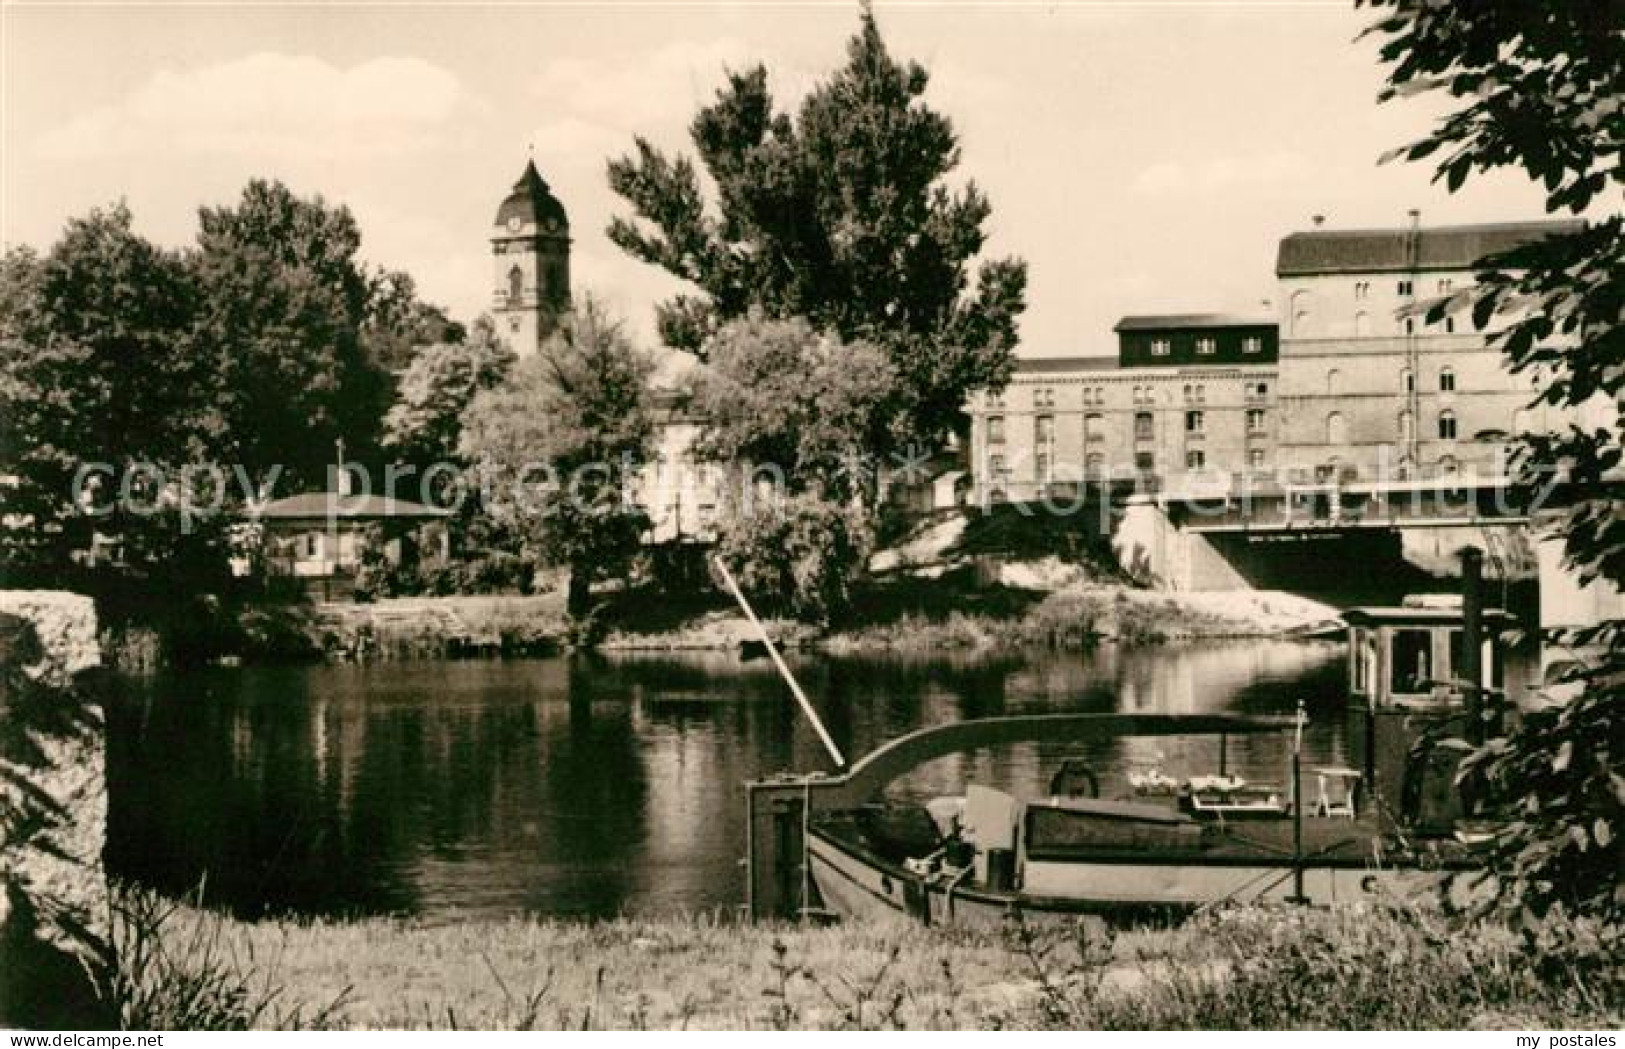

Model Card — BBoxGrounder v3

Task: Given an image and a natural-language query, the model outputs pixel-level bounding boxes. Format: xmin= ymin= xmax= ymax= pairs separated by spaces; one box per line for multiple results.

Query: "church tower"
xmin=492 ymin=158 xmax=571 ymax=356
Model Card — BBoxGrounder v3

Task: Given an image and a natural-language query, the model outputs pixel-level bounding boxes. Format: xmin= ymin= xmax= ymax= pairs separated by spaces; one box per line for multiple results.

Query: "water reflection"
xmin=106 ymin=641 xmax=1346 ymax=919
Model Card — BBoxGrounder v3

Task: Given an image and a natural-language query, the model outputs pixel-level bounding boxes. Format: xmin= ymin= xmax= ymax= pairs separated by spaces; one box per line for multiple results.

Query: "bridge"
xmin=1115 ymin=475 xmax=1534 ymax=593
xmin=1163 ymin=475 xmax=1530 ymax=534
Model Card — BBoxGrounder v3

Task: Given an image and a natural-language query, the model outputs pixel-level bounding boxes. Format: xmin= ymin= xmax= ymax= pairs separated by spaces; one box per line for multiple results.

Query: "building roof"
xmin=1276 ymin=219 xmax=1583 ymax=277
xmin=250 ymin=493 xmax=449 ymax=521
xmin=494 ymin=159 xmax=569 ymax=232
xmin=1113 ymin=314 xmax=1276 ymax=332
xmin=1014 ymin=355 xmax=1120 ymax=374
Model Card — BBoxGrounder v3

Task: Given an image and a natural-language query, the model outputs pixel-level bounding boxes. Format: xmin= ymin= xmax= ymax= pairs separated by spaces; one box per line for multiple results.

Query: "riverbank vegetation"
xmin=113 ymin=891 xmax=1619 ymax=1030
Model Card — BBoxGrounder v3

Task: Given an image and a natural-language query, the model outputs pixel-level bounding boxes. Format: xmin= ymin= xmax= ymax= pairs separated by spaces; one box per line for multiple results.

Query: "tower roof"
xmin=494 ymin=159 xmax=569 ymax=232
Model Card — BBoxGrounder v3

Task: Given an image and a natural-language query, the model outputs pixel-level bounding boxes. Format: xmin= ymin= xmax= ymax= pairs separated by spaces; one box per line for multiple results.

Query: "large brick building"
xmin=967 ymin=315 xmax=1279 ymax=504
xmin=968 ymin=216 xmax=1584 ymax=503
xmin=1273 ymin=217 xmax=1582 ymax=483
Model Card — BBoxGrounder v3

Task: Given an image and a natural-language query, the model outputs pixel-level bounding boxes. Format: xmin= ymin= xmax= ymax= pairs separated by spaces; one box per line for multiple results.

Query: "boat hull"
xmin=807 ymin=823 xmax=1479 ymax=928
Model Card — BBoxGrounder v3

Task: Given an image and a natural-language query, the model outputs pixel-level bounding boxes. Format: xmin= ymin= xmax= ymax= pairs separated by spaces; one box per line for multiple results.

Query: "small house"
xmin=247 ymin=492 xmax=450 ymax=601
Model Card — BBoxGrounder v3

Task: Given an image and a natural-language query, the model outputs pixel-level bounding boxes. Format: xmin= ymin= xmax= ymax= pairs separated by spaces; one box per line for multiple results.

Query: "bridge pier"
xmin=1113 ymin=495 xmax=1247 ymax=591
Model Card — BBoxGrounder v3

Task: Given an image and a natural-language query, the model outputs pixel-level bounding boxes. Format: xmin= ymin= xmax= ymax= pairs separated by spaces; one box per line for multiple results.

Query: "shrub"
xmin=715 ymin=493 xmax=871 ymax=624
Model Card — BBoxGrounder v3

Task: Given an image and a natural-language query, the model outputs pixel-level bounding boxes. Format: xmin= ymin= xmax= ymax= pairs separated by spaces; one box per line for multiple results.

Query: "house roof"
xmin=1014 ymin=355 xmax=1120 ymax=374
xmin=494 ymin=159 xmax=569 ymax=232
xmin=250 ymin=492 xmax=448 ymax=521
xmin=1113 ymin=314 xmax=1276 ymax=332
xmin=1276 ymin=219 xmax=1583 ymax=277
xmin=1343 ymin=606 xmax=1515 ymax=628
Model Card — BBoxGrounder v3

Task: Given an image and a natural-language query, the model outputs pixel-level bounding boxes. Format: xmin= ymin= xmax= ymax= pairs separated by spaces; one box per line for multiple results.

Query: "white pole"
xmin=713 ymin=556 xmax=846 ymax=770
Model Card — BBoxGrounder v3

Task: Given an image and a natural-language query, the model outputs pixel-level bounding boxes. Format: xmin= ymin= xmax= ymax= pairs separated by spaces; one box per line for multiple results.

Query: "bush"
xmin=715 ymin=493 xmax=871 ymax=624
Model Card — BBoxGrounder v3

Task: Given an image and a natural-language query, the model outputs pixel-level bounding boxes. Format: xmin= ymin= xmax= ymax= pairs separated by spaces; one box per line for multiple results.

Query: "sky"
xmin=1 ymin=1 xmax=1555 ymax=363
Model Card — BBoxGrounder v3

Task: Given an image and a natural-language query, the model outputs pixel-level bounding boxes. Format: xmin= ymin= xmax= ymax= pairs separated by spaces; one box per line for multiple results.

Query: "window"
xmin=1439 ymin=367 xmax=1455 ymax=392
xmin=1134 ymin=412 xmax=1154 ymax=441
xmin=1134 ymin=451 xmax=1155 ymax=472
xmin=302 ymin=532 xmax=322 ymax=559
xmin=1247 ymin=408 xmax=1267 ymax=434
xmin=1248 ymin=448 xmax=1266 ymax=469
xmin=1327 ymin=412 xmax=1347 ymax=445
xmin=989 ymin=454 xmax=1008 ymax=478
xmin=1243 ymin=336 xmax=1263 ymax=354
xmin=1185 ymin=410 xmax=1205 ymax=435
xmin=1391 ymin=629 xmax=1433 ymax=693
xmin=1438 ymin=410 xmax=1457 ymax=441
xmin=1290 ymin=290 xmax=1313 ymax=336
xmin=1035 ymin=414 xmax=1055 ymax=444
xmin=1034 ymin=387 xmax=1055 ymax=408
xmin=1196 ymin=337 xmax=1216 ymax=355
xmin=1327 ymin=368 xmax=1341 ymax=395
xmin=1445 ymin=317 xmax=1455 ymax=333
xmin=1398 ymin=279 xmax=1413 ymax=297
xmin=1405 ymin=317 xmax=1415 ymax=334
xmin=987 ymin=416 xmax=1005 ymax=444
xmin=1354 ymin=281 xmax=1370 ymax=300
xmin=1437 ymin=278 xmax=1453 ymax=294
xmin=1185 ymin=450 xmax=1206 ymax=469
xmin=1195 ymin=384 xmax=1206 ymax=403
xmin=1247 ymin=381 xmax=1269 ymax=400
xmin=1402 ymin=368 xmax=1415 ymax=393
xmin=1035 ymin=451 xmax=1052 ymax=482
xmin=1399 ymin=410 xmax=1415 ymax=443
xmin=1151 ymin=338 xmax=1171 ymax=357
xmin=1354 ymin=311 xmax=1371 ymax=336
xmin=1085 ymin=413 xmax=1105 ymax=443
xmin=508 ymin=265 xmax=524 ymax=302
xmin=987 ymin=390 xmax=1005 ymax=408
xmin=1183 ymin=383 xmax=1192 ymax=401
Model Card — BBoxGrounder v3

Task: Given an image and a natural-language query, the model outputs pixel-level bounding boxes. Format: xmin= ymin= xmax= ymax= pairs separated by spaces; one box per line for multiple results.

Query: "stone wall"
xmin=0 ymin=590 xmax=110 ymax=1027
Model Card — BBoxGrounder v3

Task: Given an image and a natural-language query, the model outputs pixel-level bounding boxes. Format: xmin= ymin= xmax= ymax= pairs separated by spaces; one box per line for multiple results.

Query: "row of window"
xmin=991 ymin=408 xmax=1460 ymax=446
xmin=991 ymin=378 xmax=1278 ymax=409
xmin=1293 ymin=280 xmax=1461 ymax=336
xmin=984 ymin=446 xmax=1273 ymax=482
xmin=988 ymin=407 xmax=1272 ymax=444
xmin=1352 ymin=277 xmax=1453 ymax=301
xmin=1148 ymin=336 xmax=1265 ymax=357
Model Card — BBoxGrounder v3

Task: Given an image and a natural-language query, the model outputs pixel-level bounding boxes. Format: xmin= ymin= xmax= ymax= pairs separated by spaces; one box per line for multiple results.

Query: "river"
xmin=106 ymin=641 xmax=1351 ymax=919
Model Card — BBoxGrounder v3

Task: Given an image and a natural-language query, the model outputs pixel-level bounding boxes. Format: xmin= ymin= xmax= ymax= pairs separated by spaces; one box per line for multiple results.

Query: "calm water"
xmin=106 ymin=642 xmax=1351 ymax=919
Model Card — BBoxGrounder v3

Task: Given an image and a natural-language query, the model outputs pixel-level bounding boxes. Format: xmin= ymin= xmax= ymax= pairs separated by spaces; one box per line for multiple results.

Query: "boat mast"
xmin=714 ymin=556 xmax=847 ymax=770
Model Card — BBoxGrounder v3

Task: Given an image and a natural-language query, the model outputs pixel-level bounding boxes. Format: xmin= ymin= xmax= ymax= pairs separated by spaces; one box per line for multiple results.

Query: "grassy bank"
xmin=113 ymin=892 xmax=1619 ymax=1030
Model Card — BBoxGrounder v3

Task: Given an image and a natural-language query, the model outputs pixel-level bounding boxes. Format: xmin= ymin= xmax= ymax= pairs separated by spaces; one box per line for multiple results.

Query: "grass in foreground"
xmin=109 ymin=888 xmax=1622 ymax=1031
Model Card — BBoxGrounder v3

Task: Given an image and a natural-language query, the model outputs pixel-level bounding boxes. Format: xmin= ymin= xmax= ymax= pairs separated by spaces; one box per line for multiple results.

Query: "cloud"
xmin=1132 ymin=151 xmax=1315 ymax=196
xmin=35 ymin=53 xmax=478 ymax=161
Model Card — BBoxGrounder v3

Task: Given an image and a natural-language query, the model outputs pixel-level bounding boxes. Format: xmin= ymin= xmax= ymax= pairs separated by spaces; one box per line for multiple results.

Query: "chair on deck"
xmin=1313 ymin=767 xmax=1361 ymax=819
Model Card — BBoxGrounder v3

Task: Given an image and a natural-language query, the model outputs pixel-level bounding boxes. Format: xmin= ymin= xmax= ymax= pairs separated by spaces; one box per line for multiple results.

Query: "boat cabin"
xmin=1343 ymin=598 xmax=1513 ymax=711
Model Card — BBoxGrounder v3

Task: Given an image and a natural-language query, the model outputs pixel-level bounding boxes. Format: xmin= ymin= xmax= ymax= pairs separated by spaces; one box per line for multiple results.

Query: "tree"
xmin=687 ymin=314 xmax=893 ymax=619
xmin=689 ymin=313 xmax=896 ymax=505
xmin=381 ymin=315 xmax=515 ymax=468
xmin=0 ymin=205 xmax=217 ymax=584
xmin=458 ymin=297 xmax=654 ymax=621
xmin=607 ymin=7 xmax=1026 ymax=450
xmin=1361 ymin=1 xmax=1623 ymax=924
xmin=192 ymin=180 xmax=389 ymax=491
xmin=363 ymin=268 xmax=467 ymax=374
